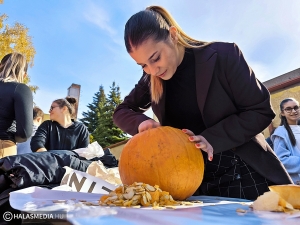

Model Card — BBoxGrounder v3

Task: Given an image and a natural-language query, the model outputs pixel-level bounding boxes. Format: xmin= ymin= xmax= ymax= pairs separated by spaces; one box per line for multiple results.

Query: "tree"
xmin=80 ymin=82 xmax=128 ymax=147
xmin=80 ymin=85 xmax=106 ymax=133
xmin=0 ymin=13 xmax=37 ymax=92
xmin=100 ymin=82 xmax=128 ymax=145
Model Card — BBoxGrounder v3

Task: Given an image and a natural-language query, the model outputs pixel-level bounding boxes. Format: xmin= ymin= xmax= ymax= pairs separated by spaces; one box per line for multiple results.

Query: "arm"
xmin=273 ymin=136 xmax=300 ymax=174
xmin=30 ymin=121 xmax=49 ymax=152
xmin=14 ymin=84 xmax=33 ymax=142
xmin=113 ymin=74 xmax=153 ymax=136
xmin=76 ymin=124 xmax=90 ymax=148
xmin=201 ymin=43 xmax=275 ymax=153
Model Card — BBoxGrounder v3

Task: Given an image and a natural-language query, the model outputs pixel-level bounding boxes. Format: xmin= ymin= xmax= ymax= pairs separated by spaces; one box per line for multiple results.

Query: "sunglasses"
xmin=50 ymin=106 xmax=59 ymax=111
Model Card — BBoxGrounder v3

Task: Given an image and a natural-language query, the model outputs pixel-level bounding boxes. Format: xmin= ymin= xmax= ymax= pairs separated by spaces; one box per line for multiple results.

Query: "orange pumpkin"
xmin=119 ymin=126 xmax=204 ymax=200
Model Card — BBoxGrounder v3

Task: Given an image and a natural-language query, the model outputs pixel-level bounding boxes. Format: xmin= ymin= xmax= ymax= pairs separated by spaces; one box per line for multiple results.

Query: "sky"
xmin=1 ymin=0 xmax=300 ymax=119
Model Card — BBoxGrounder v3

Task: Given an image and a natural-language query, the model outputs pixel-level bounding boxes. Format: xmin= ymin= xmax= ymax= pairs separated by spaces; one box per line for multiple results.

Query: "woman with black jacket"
xmin=31 ymin=97 xmax=89 ymax=152
xmin=113 ymin=5 xmax=292 ymax=200
xmin=0 ymin=53 xmax=33 ymax=158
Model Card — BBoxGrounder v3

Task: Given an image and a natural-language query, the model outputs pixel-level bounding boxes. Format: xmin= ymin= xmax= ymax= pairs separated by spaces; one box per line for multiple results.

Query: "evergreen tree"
xmin=80 ymin=85 xmax=106 ymax=133
xmin=93 ymin=82 xmax=128 ymax=147
xmin=102 ymin=81 xmax=128 ymax=145
xmin=81 ymin=82 xmax=128 ymax=148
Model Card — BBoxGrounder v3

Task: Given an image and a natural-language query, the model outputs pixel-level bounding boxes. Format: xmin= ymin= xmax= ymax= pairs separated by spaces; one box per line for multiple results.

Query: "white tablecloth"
xmin=9 ymin=186 xmax=300 ymax=225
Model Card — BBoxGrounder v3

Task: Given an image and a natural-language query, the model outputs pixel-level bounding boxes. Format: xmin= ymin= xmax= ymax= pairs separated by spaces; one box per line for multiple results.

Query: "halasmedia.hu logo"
xmin=3 ymin=211 xmax=67 ymax=221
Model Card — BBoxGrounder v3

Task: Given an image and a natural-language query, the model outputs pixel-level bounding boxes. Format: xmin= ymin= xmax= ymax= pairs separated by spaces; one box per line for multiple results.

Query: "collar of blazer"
xmin=152 ymin=45 xmax=217 ymax=124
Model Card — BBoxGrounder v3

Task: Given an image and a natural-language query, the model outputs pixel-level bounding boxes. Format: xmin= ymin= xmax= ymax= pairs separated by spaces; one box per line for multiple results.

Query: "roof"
xmin=105 ymin=139 xmax=129 ymax=149
xmin=263 ymin=68 xmax=300 ymax=92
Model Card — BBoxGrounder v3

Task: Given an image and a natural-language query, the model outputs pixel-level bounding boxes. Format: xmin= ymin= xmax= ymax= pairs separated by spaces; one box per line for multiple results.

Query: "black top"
xmin=0 ymin=81 xmax=33 ymax=143
xmin=30 ymin=120 xmax=90 ymax=152
xmin=165 ymin=48 xmax=206 ymax=134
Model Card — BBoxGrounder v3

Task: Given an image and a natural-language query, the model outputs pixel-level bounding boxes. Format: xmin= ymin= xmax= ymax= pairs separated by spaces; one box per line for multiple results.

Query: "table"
xmin=9 ymin=187 xmax=300 ymax=225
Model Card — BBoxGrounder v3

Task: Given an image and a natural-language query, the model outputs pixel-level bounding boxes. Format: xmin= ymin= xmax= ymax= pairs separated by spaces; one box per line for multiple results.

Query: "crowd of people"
xmin=0 ymin=5 xmax=299 ymax=204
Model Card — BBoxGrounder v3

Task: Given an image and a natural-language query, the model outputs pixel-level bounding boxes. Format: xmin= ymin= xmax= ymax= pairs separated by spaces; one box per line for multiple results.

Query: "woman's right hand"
xmin=138 ymin=119 xmax=161 ymax=133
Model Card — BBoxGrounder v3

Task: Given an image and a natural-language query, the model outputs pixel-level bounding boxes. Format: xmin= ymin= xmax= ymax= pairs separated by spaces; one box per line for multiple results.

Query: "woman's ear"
xmin=62 ymin=106 xmax=69 ymax=114
xmin=169 ymin=26 xmax=178 ymax=43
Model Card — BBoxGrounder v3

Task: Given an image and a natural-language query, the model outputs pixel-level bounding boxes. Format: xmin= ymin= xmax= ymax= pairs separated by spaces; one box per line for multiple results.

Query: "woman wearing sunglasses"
xmin=0 ymin=53 xmax=33 ymax=158
xmin=30 ymin=97 xmax=89 ymax=152
xmin=271 ymin=98 xmax=300 ymax=184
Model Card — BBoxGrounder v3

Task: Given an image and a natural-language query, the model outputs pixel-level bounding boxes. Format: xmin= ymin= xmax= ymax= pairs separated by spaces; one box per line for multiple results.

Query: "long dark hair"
xmin=279 ymin=98 xmax=299 ymax=146
xmin=124 ymin=6 xmax=209 ymax=103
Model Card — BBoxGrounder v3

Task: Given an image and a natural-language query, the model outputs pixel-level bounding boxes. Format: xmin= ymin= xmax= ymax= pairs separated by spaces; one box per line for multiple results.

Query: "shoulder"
xmin=14 ymin=83 xmax=32 ymax=98
xmin=39 ymin=120 xmax=54 ymax=128
xmin=73 ymin=121 xmax=89 ymax=136
xmin=193 ymin=42 xmax=240 ymax=63
xmin=208 ymin=41 xmax=235 ymax=50
xmin=271 ymin=126 xmax=287 ymax=139
xmin=273 ymin=126 xmax=286 ymax=134
xmin=204 ymin=41 xmax=239 ymax=54
xmin=14 ymin=82 xmax=31 ymax=92
xmin=73 ymin=121 xmax=88 ymax=130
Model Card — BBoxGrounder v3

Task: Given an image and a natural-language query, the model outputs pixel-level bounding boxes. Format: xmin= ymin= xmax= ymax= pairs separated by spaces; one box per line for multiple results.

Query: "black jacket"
xmin=30 ymin=120 xmax=89 ymax=152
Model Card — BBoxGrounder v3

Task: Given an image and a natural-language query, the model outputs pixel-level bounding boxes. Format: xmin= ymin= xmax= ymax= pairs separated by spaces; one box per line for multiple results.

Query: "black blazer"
xmin=113 ymin=42 xmax=292 ymax=185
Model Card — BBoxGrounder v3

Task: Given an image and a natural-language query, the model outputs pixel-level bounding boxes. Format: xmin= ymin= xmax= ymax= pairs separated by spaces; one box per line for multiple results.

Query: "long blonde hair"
xmin=0 ymin=53 xmax=28 ymax=83
xmin=124 ymin=6 xmax=209 ymax=103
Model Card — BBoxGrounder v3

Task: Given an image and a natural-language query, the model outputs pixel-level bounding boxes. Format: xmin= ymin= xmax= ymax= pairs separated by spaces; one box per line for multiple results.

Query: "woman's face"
xmin=281 ymin=100 xmax=300 ymax=125
xmin=49 ymin=102 xmax=61 ymax=121
xmin=129 ymin=37 xmax=182 ymax=80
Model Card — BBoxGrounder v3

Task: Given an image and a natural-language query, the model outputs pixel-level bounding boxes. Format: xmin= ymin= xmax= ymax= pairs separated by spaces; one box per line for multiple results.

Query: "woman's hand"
xmin=182 ymin=129 xmax=214 ymax=161
xmin=36 ymin=148 xmax=47 ymax=152
xmin=138 ymin=119 xmax=161 ymax=133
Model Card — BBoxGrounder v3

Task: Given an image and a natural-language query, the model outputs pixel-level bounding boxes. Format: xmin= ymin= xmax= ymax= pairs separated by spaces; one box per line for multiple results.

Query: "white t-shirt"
xmin=290 ymin=125 xmax=300 ymax=150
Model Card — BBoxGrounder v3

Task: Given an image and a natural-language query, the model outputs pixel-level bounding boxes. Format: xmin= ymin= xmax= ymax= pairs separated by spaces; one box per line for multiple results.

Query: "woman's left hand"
xmin=182 ymin=129 xmax=214 ymax=161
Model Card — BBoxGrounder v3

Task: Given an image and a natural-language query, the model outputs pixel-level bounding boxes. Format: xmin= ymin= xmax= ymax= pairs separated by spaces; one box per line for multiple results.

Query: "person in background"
xmin=271 ymin=98 xmax=300 ymax=184
xmin=31 ymin=97 xmax=89 ymax=152
xmin=113 ymin=5 xmax=292 ymax=200
xmin=17 ymin=107 xmax=44 ymax=154
xmin=0 ymin=53 xmax=33 ymax=158
xmin=265 ymin=127 xmax=276 ymax=150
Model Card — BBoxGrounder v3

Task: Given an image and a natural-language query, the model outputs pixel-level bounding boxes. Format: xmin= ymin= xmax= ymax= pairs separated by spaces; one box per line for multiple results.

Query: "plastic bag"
xmin=87 ymin=161 xmax=121 ymax=185
xmin=73 ymin=141 xmax=104 ymax=160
